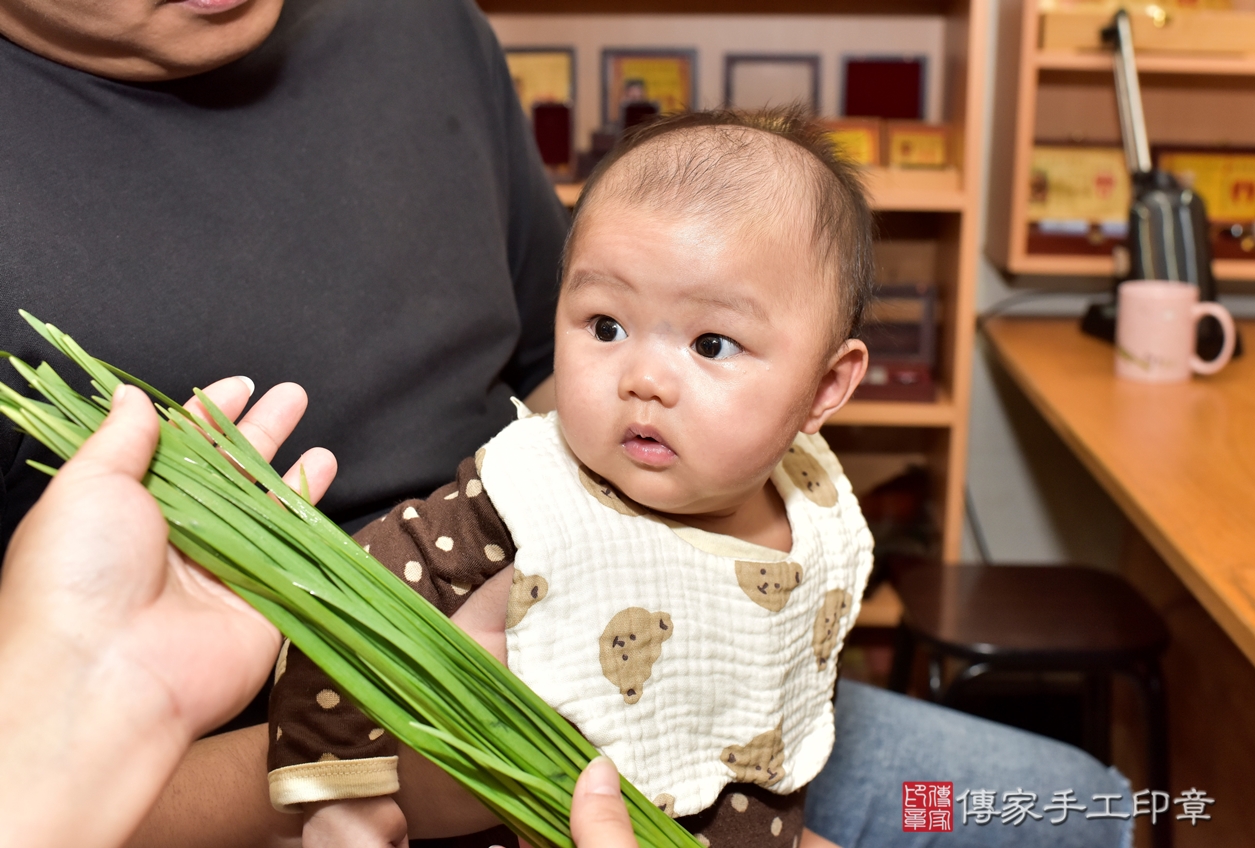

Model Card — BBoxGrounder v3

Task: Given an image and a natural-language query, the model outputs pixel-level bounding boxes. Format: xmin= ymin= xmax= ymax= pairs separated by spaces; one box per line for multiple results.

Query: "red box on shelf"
xmin=855 ymin=361 xmax=935 ymax=403
xmin=853 ymin=282 xmax=937 ymax=403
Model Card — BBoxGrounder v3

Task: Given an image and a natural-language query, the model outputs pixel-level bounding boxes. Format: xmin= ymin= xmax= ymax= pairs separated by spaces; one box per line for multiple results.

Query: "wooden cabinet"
xmin=482 ymin=0 xmax=989 ymax=562
xmin=989 ymin=0 xmax=1255 ymax=282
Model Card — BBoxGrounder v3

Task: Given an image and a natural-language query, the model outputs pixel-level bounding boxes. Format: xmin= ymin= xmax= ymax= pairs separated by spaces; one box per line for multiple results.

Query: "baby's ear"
xmin=800 ymin=339 xmax=869 ymax=434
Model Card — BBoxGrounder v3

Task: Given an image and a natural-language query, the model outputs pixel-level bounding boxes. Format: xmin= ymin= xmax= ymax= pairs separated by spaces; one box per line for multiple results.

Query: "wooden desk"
xmin=985 ymin=317 xmax=1255 ymax=847
xmin=984 ymin=318 xmax=1255 ymax=665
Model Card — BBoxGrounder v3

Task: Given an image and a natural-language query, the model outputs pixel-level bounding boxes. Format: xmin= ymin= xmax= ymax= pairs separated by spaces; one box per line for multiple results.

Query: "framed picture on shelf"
xmin=852 ymin=283 xmax=937 ymax=403
xmin=723 ymin=54 xmax=820 ymax=114
xmin=601 ymin=48 xmax=696 ymax=126
xmin=504 ymin=47 xmax=576 ymax=170
xmin=886 ymin=122 xmax=949 ymax=169
xmin=840 ymin=55 xmax=926 ymax=121
xmin=820 ymin=119 xmax=881 ymax=166
xmin=1027 ymin=144 xmax=1130 ymax=255
xmin=1154 ymin=146 xmax=1255 ymax=221
xmin=1154 ymin=145 xmax=1255 ymax=258
xmin=504 ymin=47 xmax=575 ymax=117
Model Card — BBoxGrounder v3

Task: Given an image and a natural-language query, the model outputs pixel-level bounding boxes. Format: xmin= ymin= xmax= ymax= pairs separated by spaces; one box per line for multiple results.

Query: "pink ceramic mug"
xmin=1115 ymin=280 xmax=1235 ymax=382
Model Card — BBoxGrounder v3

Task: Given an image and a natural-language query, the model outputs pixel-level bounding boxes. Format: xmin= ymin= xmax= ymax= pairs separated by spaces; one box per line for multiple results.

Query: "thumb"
xmin=59 ymin=385 xmax=160 ymax=483
xmin=570 ymin=757 xmax=639 ymax=848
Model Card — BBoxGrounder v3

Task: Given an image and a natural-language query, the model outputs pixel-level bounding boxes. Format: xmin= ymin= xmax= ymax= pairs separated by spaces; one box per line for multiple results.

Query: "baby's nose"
xmin=617 ymin=345 xmax=679 ymax=407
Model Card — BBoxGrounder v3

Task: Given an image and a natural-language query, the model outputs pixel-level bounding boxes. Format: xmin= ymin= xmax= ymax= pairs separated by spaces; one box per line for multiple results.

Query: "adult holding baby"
xmin=1 ymin=0 xmax=564 ymax=843
xmin=0 ymin=1 xmax=1132 ymax=847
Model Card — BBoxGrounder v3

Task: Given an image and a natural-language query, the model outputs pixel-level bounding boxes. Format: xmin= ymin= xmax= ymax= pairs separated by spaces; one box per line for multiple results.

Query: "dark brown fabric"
xmin=678 ymin=783 xmax=808 ymax=848
xmin=268 ymin=455 xmax=516 ymax=771
xmin=413 ymin=784 xmax=808 ymax=848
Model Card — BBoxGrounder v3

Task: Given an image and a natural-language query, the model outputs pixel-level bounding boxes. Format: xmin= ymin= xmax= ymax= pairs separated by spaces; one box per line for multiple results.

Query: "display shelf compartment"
xmin=827 ymin=387 xmax=955 ymax=428
xmin=1010 ymin=252 xmax=1255 ymax=282
xmin=855 ymin=582 xmax=903 ymax=629
xmin=991 ymin=1 xmax=1255 ymax=286
xmin=1036 ymin=51 xmax=1255 ymax=77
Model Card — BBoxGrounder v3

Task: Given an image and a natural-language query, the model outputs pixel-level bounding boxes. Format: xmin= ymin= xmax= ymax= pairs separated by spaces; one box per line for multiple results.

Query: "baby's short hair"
xmin=563 ymin=106 xmax=875 ymax=350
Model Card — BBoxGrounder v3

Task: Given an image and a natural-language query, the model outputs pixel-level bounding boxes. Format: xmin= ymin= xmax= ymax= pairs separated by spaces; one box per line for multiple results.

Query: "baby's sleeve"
xmin=267 ymin=454 xmax=516 ymax=812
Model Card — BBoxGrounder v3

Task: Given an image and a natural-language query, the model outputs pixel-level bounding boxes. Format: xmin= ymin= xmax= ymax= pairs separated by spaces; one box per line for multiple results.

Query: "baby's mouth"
xmin=622 ymin=425 xmax=677 ymax=466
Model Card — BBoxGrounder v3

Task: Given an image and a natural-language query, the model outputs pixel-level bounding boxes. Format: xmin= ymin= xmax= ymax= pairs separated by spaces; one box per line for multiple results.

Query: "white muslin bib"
xmin=479 ymin=409 xmax=873 ymax=817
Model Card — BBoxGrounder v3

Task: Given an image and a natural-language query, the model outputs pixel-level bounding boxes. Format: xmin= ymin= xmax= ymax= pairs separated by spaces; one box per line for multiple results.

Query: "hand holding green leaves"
xmin=0 ymin=313 xmax=699 ymax=848
xmin=0 ymin=375 xmax=332 ymax=848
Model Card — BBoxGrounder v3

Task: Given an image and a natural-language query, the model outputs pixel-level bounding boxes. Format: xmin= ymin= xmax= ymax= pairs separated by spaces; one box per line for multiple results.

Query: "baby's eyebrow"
xmin=567 ymin=268 xmax=767 ymax=323
xmin=565 ymin=269 xmax=631 ymax=296
xmin=688 ymin=291 xmax=768 ymax=323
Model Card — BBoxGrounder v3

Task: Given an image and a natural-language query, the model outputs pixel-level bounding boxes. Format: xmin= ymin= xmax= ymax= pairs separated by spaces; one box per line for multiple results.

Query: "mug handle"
xmin=1190 ymin=302 xmax=1236 ymax=375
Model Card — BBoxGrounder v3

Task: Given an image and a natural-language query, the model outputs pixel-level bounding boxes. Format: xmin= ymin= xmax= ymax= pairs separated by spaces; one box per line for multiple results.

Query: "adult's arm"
xmin=0 ymin=379 xmax=332 ymax=848
xmin=523 ymin=375 xmax=556 ymax=415
xmin=124 ymin=724 xmax=303 ymax=848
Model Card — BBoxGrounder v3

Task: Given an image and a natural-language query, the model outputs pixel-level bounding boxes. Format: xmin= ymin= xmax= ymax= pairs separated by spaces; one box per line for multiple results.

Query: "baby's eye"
xmin=692 ymin=334 xmax=743 ymax=360
xmin=592 ymin=316 xmax=626 ymax=343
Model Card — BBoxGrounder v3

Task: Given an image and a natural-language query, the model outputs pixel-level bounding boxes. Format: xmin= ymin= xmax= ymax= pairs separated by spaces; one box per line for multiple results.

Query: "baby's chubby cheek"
xmin=556 ymin=394 xmax=651 ymax=466
xmin=554 ymin=397 xmax=609 ymax=465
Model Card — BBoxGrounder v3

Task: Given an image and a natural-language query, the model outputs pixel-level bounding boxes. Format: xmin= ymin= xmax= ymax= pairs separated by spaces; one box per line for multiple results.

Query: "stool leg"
xmin=1082 ymin=673 xmax=1112 ymax=765
xmin=941 ymin=661 xmax=993 ymax=710
xmin=1142 ymin=660 xmax=1171 ymax=848
xmin=888 ymin=625 xmax=915 ymax=694
xmin=927 ymin=654 xmax=944 ymax=703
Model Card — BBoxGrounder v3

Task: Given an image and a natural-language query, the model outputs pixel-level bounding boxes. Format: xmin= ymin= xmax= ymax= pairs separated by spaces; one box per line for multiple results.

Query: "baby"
xmin=268 ymin=107 xmax=875 ymax=848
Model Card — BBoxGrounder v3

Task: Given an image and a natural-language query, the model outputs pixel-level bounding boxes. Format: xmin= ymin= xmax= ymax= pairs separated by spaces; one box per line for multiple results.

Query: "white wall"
xmin=961 ymin=1 xmax=1125 ymax=564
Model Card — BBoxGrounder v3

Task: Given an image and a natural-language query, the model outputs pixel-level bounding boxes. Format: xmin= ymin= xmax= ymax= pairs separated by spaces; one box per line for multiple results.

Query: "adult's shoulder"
xmin=289 ymin=0 xmax=509 ymax=84
xmin=262 ymin=0 xmax=524 ymax=152
xmin=0 ymin=0 xmax=555 ymax=541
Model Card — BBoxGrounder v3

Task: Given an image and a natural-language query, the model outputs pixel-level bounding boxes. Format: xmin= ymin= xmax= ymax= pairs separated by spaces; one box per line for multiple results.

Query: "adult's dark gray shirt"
xmin=0 ymin=0 xmax=567 ymax=545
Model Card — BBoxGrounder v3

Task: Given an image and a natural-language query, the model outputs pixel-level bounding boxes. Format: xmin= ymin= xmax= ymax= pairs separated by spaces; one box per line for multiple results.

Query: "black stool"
xmin=889 ymin=563 xmax=1170 ymax=848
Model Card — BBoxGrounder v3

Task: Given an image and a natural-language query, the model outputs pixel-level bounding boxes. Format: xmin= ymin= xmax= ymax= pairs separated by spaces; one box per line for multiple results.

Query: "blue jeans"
xmin=806 ymin=681 xmax=1134 ymax=847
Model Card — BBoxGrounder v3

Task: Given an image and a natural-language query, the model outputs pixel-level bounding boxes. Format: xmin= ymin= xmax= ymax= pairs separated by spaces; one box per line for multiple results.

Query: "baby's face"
xmin=554 ymin=196 xmax=837 ymax=518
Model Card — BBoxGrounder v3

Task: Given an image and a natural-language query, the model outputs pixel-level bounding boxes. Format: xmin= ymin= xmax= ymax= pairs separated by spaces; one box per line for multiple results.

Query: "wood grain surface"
xmin=983 ymin=317 xmax=1255 ymax=665
xmin=987 ymin=317 xmax=1255 ymax=846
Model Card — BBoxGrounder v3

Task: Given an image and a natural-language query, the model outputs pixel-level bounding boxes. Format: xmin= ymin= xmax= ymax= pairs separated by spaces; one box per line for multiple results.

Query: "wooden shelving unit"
xmin=862 ymin=166 xmax=966 ymax=212
xmin=988 ymin=0 xmax=1255 ymax=282
xmin=557 ymin=166 xmax=966 ymax=212
xmin=1036 ymin=50 xmax=1255 ymax=76
xmin=830 ymin=388 xmax=955 ymax=428
xmin=853 ymin=581 xmax=905 ymax=628
xmin=484 ymin=0 xmax=988 ymax=562
xmin=1008 ymin=251 xmax=1255 ymax=281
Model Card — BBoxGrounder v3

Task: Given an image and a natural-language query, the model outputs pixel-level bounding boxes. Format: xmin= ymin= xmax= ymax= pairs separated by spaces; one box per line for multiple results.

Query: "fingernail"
xmin=236 ymin=376 xmax=255 ymax=396
xmin=112 ymin=384 xmax=126 ymax=405
xmin=584 ymin=756 xmax=621 ymax=797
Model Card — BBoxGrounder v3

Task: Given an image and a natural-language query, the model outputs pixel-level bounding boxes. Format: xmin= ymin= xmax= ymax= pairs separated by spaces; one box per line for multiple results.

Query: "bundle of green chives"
xmin=0 ymin=312 xmax=699 ymax=848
